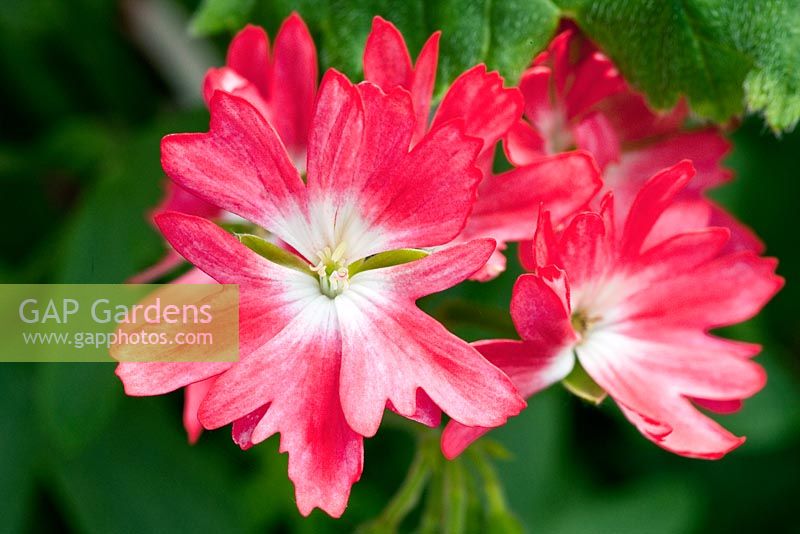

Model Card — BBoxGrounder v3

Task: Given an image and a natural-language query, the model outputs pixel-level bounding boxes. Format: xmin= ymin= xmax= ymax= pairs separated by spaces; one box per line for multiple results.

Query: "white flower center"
xmin=311 ymin=242 xmax=350 ymax=298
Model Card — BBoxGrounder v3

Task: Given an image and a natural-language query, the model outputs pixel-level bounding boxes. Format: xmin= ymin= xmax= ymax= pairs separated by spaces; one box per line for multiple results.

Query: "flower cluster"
xmin=118 ymin=16 xmax=782 ymax=517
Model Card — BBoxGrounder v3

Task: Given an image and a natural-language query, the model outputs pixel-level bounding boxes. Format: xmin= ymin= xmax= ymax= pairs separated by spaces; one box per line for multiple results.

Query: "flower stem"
xmin=357 ymin=433 xmax=437 ymax=533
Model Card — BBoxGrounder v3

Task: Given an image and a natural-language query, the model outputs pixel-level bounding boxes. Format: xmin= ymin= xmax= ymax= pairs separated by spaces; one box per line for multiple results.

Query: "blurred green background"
xmin=0 ymin=1 xmax=798 ymax=532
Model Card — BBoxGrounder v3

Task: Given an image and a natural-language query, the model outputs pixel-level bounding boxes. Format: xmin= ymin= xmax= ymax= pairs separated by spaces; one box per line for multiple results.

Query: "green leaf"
xmin=429 ymin=0 xmax=559 ymax=94
xmin=193 ymin=0 xmax=559 ymax=99
xmin=238 ymin=234 xmax=313 ymax=274
xmin=554 ymin=0 xmax=800 ymax=131
xmin=194 ymin=0 xmax=800 ymax=130
xmin=485 ymin=0 xmax=560 ymax=86
xmin=190 ymin=0 xmax=256 ymax=36
xmin=562 ymin=358 xmax=606 ymax=404
xmin=318 ymin=0 xmax=427 ymax=81
xmin=349 ymin=249 xmax=428 ymax=276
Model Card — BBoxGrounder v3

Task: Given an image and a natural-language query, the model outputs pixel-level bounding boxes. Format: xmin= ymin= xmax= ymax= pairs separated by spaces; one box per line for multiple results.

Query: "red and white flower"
xmin=505 ymin=28 xmax=762 ymax=253
xmin=117 ymin=70 xmax=525 ymax=516
xmin=442 ymin=161 xmax=782 ymax=460
xmin=364 ymin=17 xmax=602 ymax=280
xmin=129 ymin=14 xmax=318 ymax=443
xmin=131 ymin=14 xmax=317 ymax=283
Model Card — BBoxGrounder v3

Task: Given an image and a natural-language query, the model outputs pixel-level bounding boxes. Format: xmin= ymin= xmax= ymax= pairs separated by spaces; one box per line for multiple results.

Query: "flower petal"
xmin=269 ymin=13 xmax=317 ymax=157
xmin=607 ymin=129 xmax=731 ymax=194
xmin=573 ymin=112 xmax=620 ymax=169
xmin=621 ymin=252 xmax=783 ymax=329
xmin=518 ymin=65 xmax=553 ymax=126
xmin=558 ymin=212 xmax=612 ymax=290
xmin=708 ymin=201 xmax=766 ymax=253
xmin=363 ymin=16 xmax=414 ymax=93
xmin=226 ymin=24 xmax=270 ymax=97
xmin=469 ymin=246 xmax=508 ymax=282
xmin=587 ymin=329 xmax=766 ymax=402
xmin=203 ymin=67 xmax=272 ymax=121
xmin=598 ymin=92 xmax=687 ymax=144
xmin=127 ymin=249 xmax=185 ymax=283
xmin=464 ymin=151 xmax=601 ymax=244
xmin=617 ymin=397 xmax=745 ymax=459
xmin=154 ymin=212 xmax=320 ymax=352
xmin=307 ymin=72 xmax=482 ymax=256
xmin=510 ymin=272 xmax=577 ymax=348
xmin=335 ymin=293 xmax=524 ymax=437
xmin=366 ymin=119 xmax=482 ymax=251
xmin=231 ymin=404 xmax=269 ymax=450
xmin=691 ymin=398 xmax=743 ymax=414
xmin=116 ymin=262 xmax=232 ymax=395
xmin=640 ymin=199 xmax=713 ymax=250
xmin=387 ymin=390 xmax=441 ymax=428
xmin=563 ymin=50 xmax=625 ymax=119
xmin=441 ymin=339 xmax=574 ymax=459
xmin=577 ymin=330 xmax=763 ymax=458
xmin=362 ymin=17 xmax=439 ymax=144
xmin=432 ymin=65 xmax=523 ymax=158
xmin=627 ymin=227 xmax=730 ymax=285
xmin=335 ymin=242 xmax=523 ymax=436
xmin=200 ymin=298 xmax=363 ymax=517
xmin=441 ymin=424 xmax=491 ymax=460
xmin=183 ymin=377 xmax=216 ymax=444
xmin=476 ymin=339 xmax=576 ymax=400
xmin=153 ymin=181 xmax=221 ymax=221
xmin=503 ymin=119 xmax=546 ymax=166
xmin=116 ymin=361 xmax=231 ymax=396
xmin=409 ymin=32 xmax=439 ymax=143
xmin=619 ymin=161 xmax=694 ymax=258
xmin=161 ymin=92 xmax=307 ymax=249
xmin=519 ymin=208 xmax=561 ymax=272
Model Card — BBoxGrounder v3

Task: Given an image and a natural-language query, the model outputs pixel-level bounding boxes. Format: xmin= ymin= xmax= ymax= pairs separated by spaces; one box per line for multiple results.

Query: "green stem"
xmin=468 ymin=445 xmax=524 ymax=533
xmin=442 ymin=458 xmax=468 ymax=534
xmin=468 ymin=446 xmax=510 ymax=516
xmin=358 ymin=433 xmax=437 ymax=533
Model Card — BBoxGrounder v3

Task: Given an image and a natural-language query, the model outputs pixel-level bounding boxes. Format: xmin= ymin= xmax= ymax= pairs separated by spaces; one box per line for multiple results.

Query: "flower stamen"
xmin=312 ymin=242 xmax=350 ymax=298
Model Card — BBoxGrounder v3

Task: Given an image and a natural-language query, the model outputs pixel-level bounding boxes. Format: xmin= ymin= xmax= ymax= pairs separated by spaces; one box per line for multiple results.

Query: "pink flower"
xmin=128 ymin=14 xmax=317 ymax=442
xmin=442 ymin=161 xmax=782 ymax=460
xmin=505 ymin=28 xmax=762 ymax=253
xmin=117 ymin=70 xmax=525 ymax=516
xmin=364 ymin=18 xmax=602 ymax=280
xmin=131 ymin=14 xmax=317 ymax=283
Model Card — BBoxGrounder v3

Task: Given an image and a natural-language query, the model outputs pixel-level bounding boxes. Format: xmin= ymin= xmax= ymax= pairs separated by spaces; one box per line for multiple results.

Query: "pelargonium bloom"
xmin=442 ymin=161 xmax=782 ymax=460
xmin=364 ymin=17 xmax=602 ymax=280
xmin=131 ymin=13 xmax=317 ymax=283
xmin=505 ymin=28 xmax=762 ymax=252
xmin=117 ymin=70 xmax=526 ymax=516
xmin=129 ymin=14 xmax=317 ymax=443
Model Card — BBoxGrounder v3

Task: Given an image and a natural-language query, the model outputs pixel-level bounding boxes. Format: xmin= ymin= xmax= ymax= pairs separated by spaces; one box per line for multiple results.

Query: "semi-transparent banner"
xmin=0 ymin=284 xmax=239 ymax=362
